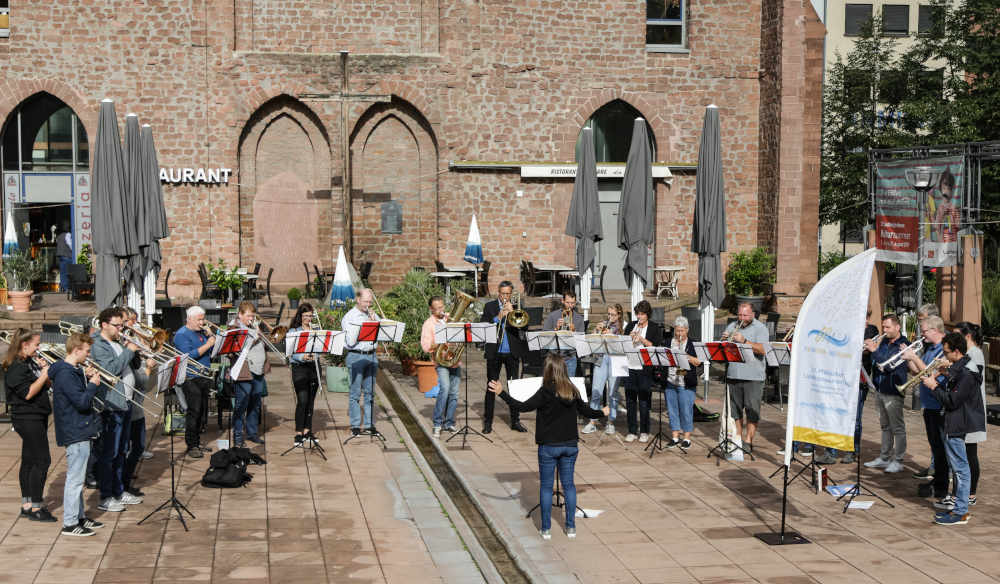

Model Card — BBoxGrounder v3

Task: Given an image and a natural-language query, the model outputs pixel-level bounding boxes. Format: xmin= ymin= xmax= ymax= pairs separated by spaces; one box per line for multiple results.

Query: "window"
xmin=0 ymin=1 xmax=9 ymax=38
xmin=844 ymin=4 xmax=873 ymax=36
xmin=879 ymin=69 xmax=907 ymax=105
xmin=918 ymin=4 xmax=944 ymax=37
xmin=646 ymin=0 xmax=686 ymax=51
xmin=881 ymin=4 xmax=909 ymax=35
xmin=915 ymin=68 xmax=945 ymax=98
xmin=843 ymin=69 xmax=870 ymax=104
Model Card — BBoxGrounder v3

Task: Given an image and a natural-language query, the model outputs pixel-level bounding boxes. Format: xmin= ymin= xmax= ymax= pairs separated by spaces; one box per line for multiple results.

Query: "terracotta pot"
xmin=414 ymin=360 xmax=438 ymax=392
xmin=8 ymin=290 xmax=32 ymax=312
xmin=0 ymin=288 xmax=7 ymax=305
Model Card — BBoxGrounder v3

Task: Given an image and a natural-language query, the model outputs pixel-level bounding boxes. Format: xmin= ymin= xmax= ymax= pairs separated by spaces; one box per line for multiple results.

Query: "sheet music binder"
xmin=692 ymin=341 xmax=754 ymax=363
xmin=525 ymin=330 xmax=578 ymax=352
xmin=284 ymin=330 xmax=347 ymax=356
xmin=434 ymin=322 xmax=498 ymax=345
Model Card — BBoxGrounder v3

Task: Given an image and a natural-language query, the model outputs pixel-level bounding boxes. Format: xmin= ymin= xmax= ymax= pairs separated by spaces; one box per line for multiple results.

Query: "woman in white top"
xmin=955 ymin=321 xmax=985 ymax=506
xmin=583 ymin=304 xmax=625 ymax=436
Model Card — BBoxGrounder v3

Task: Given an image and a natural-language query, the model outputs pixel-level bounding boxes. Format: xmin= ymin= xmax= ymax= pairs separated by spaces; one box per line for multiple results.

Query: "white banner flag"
xmin=784 ymin=249 xmax=876 ymax=466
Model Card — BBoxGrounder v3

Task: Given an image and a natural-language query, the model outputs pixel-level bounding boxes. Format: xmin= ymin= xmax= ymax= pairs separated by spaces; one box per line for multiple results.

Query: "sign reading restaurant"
xmin=160 ymin=167 xmax=233 ymax=184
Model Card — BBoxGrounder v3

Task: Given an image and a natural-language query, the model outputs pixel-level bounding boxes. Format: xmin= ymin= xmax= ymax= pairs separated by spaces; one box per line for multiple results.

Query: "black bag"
xmin=201 ymin=464 xmax=252 ymax=488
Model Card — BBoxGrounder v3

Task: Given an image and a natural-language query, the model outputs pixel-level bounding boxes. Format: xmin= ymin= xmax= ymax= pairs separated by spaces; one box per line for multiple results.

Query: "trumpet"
xmin=876 ymin=336 xmax=924 ymax=372
xmin=248 ymin=317 xmax=289 ymax=362
xmin=559 ymin=308 xmax=572 ymax=331
xmin=865 ymin=333 xmax=886 ymax=350
xmin=897 ymin=356 xmax=949 ymax=396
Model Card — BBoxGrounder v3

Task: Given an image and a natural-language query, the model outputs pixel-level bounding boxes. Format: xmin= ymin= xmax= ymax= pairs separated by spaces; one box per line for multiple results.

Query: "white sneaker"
xmin=566 ymin=527 xmax=576 ymax=539
xmin=864 ymin=457 xmax=890 ymax=468
xmin=604 ymin=423 xmax=615 ymax=435
xmin=98 ymin=497 xmax=125 ymax=512
xmin=141 ymin=451 xmax=154 ymax=460
xmin=433 ymin=426 xmax=441 ymax=439
xmin=540 ymin=529 xmax=551 ymax=540
xmin=624 ymin=433 xmax=637 ymax=443
xmin=119 ymin=492 xmax=143 ymax=505
xmin=581 ymin=422 xmax=597 ymax=434
xmin=638 ymin=433 xmax=650 ymax=443
xmin=884 ymin=460 xmax=904 ymax=473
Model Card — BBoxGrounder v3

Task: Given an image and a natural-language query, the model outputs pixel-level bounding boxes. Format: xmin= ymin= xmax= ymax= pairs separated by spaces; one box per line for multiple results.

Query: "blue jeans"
xmin=564 ymin=355 xmax=578 ymax=377
xmin=433 ymin=366 xmax=461 ymax=428
xmin=123 ymin=418 xmax=145 ymax=490
xmin=942 ymin=432 xmax=970 ymax=516
xmin=537 ymin=444 xmax=579 ymax=531
xmin=63 ymin=441 xmax=89 ymax=528
xmin=664 ymin=383 xmax=695 ymax=434
xmin=590 ymin=356 xmax=618 ymax=421
xmin=234 ymin=374 xmax=264 ymax=442
xmin=346 ymin=352 xmax=378 ymax=429
xmin=98 ymin=409 xmax=130 ymax=500
xmin=58 ymin=256 xmax=71 ymax=292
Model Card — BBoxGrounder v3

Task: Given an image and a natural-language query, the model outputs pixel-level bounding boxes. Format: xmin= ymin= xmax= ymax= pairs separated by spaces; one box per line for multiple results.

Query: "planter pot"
xmin=325 ymin=365 xmax=349 ymax=393
xmin=289 ymin=298 xmax=300 ymax=309
xmin=8 ymin=290 xmax=32 ymax=312
xmin=734 ymin=294 xmax=765 ymax=316
xmin=414 ymin=360 xmax=437 ymax=393
xmin=0 ymin=288 xmax=7 ymax=305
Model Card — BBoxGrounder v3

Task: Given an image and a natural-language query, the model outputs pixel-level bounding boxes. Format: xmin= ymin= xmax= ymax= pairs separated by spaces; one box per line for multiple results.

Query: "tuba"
xmin=434 ymin=291 xmax=475 ymax=368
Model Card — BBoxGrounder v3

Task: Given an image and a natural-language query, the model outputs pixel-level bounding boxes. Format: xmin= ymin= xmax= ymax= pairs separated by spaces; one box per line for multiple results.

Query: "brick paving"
xmin=386 ymin=351 xmax=1000 ymax=584
xmin=0 ymin=362 xmax=488 ymax=584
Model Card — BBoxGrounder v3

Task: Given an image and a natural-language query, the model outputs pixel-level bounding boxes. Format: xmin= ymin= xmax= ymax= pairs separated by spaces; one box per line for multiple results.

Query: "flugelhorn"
xmin=876 ymin=336 xmax=924 ymax=372
xmin=897 ymin=356 xmax=949 ymax=396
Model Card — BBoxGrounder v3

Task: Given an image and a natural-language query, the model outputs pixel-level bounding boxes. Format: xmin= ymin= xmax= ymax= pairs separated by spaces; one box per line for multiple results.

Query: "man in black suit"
xmin=480 ymin=281 xmax=527 ymax=433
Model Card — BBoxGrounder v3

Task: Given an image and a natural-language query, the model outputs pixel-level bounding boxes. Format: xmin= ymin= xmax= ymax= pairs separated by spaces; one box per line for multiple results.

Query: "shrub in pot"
xmin=381 ymin=269 xmax=446 ymax=388
xmin=2 ymin=250 xmax=45 ymax=312
xmin=316 ymin=304 xmax=353 ymax=392
xmin=725 ymin=247 xmax=776 ymax=314
xmin=287 ymin=287 xmax=302 ymax=309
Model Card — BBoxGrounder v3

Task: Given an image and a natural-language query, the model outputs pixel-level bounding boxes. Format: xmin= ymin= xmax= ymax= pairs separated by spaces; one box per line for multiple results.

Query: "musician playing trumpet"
xmin=720 ymin=303 xmax=768 ymax=453
xmin=860 ymin=314 xmax=909 ymax=471
xmin=421 ymin=296 xmax=460 ymax=438
xmin=173 ymin=306 xmax=217 ymax=458
xmin=543 ymin=291 xmax=585 ymax=376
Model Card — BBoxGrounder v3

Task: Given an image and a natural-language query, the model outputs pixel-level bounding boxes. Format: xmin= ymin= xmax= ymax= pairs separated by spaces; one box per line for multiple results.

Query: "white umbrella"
xmin=464 ymin=215 xmax=483 ymax=296
xmin=3 ymin=208 xmax=18 ymax=257
xmin=328 ymin=245 xmax=355 ymax=307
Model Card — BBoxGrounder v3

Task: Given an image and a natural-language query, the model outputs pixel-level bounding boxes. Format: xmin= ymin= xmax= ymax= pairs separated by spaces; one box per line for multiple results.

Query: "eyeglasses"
xmin=109 ymin=322 xmax=124 ymax=328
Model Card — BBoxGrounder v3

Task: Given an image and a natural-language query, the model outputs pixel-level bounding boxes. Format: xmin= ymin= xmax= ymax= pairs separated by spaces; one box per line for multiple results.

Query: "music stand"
xmin=694 ymin=341 xmax=756 ymax=461
xmin=279 ymin=330 xmax=344 ymax=460
xmin=342 ymin=320 xmax=405 ymax=447
xmin=437 ymin=322 xmax=497 ymax=449
xmin=139 ymin=357 xmax=195 ymax=530
xmin=628 ymin=347 xmax=691 ymax=457
xmin=763 ymin=342 xmax=791 ymax=411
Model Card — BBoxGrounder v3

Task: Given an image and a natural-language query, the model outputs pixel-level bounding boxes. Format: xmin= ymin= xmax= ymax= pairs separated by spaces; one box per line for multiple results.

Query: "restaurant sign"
xmin=160 ymin=168 xmax=233 ymax=184
xmin=520 ymin=164 xmax=672 ymax=179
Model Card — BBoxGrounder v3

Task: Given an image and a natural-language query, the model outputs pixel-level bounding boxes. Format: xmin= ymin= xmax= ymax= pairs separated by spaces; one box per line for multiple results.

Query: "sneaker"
xmin=98 ymin=498 xmax=125 ymax=512
xmin=913 ymin=467 xmax=934 ymax=480
xmin=665 ymin=438 xmax=678 ymax=449
xmin=85 ymin=477 xmax=98 ymax=490
xmin=814 ymin=452 xmax=838 ymax=465
xmin=969 ymin=495 xmax=977 ymax=506
xmin=294 ymin=434 xmax=305 ymax=446
xmin=125 ymin=487 xmax=145 ymax=497
xmin=680 ymin=439 xmax=692 ymax=449
xmin=443 ymin=425 xmax=457 ymax=433
xmin=26 ymin=508 xmax=57 ymax=522
xmin=433 ymin=426 xmax=442 ymax=439
xmin=935 ymin=512 xmax=969 ymax=525
xmin=61 ymin=524 xmax=95 ymax=537
xmin=776 ymin=448 xmax=789 ymax=456
xmin=864 ymin=457 xmax=890 ymax=468
xmin=363 ymin=426 xmax=378 ymax=436
xmin=624 ymin=433 xmax=637 ymax=443
xmin=306 ymin=432 xmax=321 ymax=444
xmin=186 ymin=447 xmax=204 ymax=459
xmin=933 ymin=495 xmax=956 ymax=511
xmin=246 ymin=436 xmax=265 ymax=445
xmin=638 ymin=433 xmax=650 ymax=443
xmin=581 ymin=422 xmax=597 ymax=434
xmin=840 ymin=453 xmax=856 ymax=464
xmin=884 ymin=460 xmax=904 ymax=473
xmin=799 ymin=446 xmax=813 ymax=456
xmin=540 ymin=529 xmax=551 ymax=540
xmin=566 ymin=527 xmax=576 ymax=539
xmin=80 ymin=517 xmax=104 ymax=529
xmin=119 ymin=492 xmax=143 ymax=505
xmin=604 ymin=423 xmax=615 ymax=435
xmin=351 ymin=427 xmax=361 ymax=436
xmin=141 ymin=450 xmax=154 ymax=460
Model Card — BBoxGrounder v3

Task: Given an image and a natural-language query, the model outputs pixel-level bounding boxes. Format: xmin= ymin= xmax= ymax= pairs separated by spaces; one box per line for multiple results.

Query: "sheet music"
xmin=507 ymin=376 xmax=587 ymax=402
xmin=526 ymin=330 xmax=578 ymax=352
xmin=349 ymin=320 xmax=405 ymax=344
xmin=764 ymin=341 xmax=791 ymax=367
xmin=154 ymin=355 xmax=188 ymax=394
xmin=434 ymin=322 xmax=497 ymax=344
xmin=284 ymin=330 xmax=346 ymax=356
xmin=692 ymin=341 xmax=752 ymax=363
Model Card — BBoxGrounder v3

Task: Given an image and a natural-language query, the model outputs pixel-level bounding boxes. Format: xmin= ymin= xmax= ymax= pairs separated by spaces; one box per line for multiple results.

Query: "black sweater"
xmin=5 ymin=358 xmax=51 ymax=420
xmin=509 ymin=384 xmax=604 ymax=445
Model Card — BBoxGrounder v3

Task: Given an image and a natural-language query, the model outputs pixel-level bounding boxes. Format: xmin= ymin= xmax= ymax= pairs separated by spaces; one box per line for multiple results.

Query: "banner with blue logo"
xmin=784 ymin=249 xmax=877 ymax=465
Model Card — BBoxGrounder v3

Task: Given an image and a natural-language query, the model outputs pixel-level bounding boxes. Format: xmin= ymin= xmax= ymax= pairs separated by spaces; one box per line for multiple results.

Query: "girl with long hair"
xmin=583 ymin=303 xmax=625 ymax=436
xmin=489 ymin=353 xmax=607 ymax=540
xmin=4 ymin=328 xmax=55 ymax=521
xmin=955 ymin=321 xmax=985 ymax=507
xmin=288 ymin=303 xmax=321 ymax=447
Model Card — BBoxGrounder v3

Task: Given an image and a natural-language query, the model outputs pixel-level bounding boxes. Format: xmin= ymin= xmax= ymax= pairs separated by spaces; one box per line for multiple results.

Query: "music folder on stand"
xmin=279 ymin=329 xmax=346 ymax=460
xmin=693 ymin=341 xmax=757 ymax=461
xmin=342 ymin=320 xmax=405 ymax=447
xmin=436 ymin=322 xmax=496 ymax=449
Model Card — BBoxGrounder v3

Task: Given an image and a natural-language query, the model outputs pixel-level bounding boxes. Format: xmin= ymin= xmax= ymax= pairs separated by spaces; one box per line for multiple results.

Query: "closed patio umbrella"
xmin=92 ymin=100 xmax=131 ymax=309
xmin=123 ymin=114 xmax=147 ymax=314
xmin=618 ymin=118 xmax=654 ymax=314
xmin=140 ymin=124 xmax=170 ymax=323
xmin=464 ymin=215 xmax=483 ymax=296
xmin=565 ymin=127 xmax=601 ymax=320
xmin=3 ymin=208 xmax=18 ymax=257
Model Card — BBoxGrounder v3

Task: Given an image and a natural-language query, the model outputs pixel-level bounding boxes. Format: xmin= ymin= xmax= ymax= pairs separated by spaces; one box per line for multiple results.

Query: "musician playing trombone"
xmin=230 ymin=301 xmax=269 ymax=447
xmin=863 ymin=314 xmax=909 ymax=473
xmin=479 ymin=281 xmax=527 ymax=434
xmin=172 ymin=305 xmax=218 ymax=458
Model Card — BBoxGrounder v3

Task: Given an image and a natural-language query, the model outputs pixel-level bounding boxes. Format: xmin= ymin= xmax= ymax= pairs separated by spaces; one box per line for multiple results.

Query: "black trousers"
xmin=292 ymin=364 xmax=319 ymax=432
xmin=625 ymin=369 xmax=652 ymax=434
xmin=485 ymin=353 xmax=521 ymax=428
xmin=182 ymin=377 xmax=213 ymax=450
xmin=12 ymin=417 xmax=50 ymax=504
xmin=966 ymin=443 xmax=980 ymax=495
xmin=923 ymin=409 xmax=950 ymax=496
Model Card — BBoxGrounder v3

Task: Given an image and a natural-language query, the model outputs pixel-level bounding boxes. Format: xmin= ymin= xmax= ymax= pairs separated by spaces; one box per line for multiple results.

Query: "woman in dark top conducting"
xmin=489 ymin=353 xmax=608 ymax=540
xmin=4 ymin=328 xmax=55 ymax=521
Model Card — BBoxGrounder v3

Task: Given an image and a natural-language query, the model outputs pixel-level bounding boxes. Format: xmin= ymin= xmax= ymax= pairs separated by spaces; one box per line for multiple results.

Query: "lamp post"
xmin=904 ymin=167 xmax=939 ymax=310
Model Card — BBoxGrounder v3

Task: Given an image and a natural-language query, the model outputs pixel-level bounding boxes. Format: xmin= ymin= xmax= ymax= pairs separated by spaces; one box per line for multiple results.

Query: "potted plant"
xmin=316 ymin=303 xmax=353 ymax=392
xmin=207 ymin=258 xmax=247 ymax=304
xmin=2 ymin=250 xmax=46 ymax=312
xmin=77 ymin=243 xmax=93 ymax=275
xmin=381 ymin=269 xmax=445 ymax=389
xmin=725 ymin=246 xmax=776 ymax=315
xmin=287 ymin=287 xmax=303 ymax=309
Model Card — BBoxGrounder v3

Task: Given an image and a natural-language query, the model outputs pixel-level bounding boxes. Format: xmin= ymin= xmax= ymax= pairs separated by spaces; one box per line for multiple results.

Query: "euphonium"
xmin=508 ymin=292 xmax=530 ymax=328
xmin=434 ymin=291 xmax=475 ymax=368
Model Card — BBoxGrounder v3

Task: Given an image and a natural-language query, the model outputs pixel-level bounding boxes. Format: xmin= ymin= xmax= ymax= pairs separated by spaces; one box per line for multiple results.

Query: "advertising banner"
xmin=874 ymin=156 xmax=963 ymax=267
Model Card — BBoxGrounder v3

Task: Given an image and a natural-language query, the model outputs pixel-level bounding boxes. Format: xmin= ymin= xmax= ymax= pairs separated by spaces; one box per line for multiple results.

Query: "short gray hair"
xmin=923 ymin=315 xmax=945 ymax=333
xmin=186 ymin=305 xmax=206 ymax=319
xmin=917 ymin=303 xmax=939 ymax=318
xmin=673 ymin=316 xmax=689 ymax=329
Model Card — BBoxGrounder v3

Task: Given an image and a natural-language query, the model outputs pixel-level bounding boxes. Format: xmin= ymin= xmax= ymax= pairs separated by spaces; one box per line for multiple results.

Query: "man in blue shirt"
xmin=173 ymin=306 xmax=216 ymax=458
xmin=479 ymin=281 xmax=526 ymax=433
xmin=902 ymin=314 xmax=950 ymax=501
xmin=863 ymin=314 xmax=909 ymax=472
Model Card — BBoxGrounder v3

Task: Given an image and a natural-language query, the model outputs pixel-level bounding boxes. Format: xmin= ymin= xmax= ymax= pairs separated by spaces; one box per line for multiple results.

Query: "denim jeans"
xmin=564 ymin=355 xmax=578 ymax=378
xmin=98 ymin=409 xmax=130 ymax=500
xmin=590 ymin=355 xmax=618 ymax=422
xmin=58 ymin=256 xmax=71 ymax=292
xmin=433 ymin=365 xmax=461 ymax=428
xmin=942 ymin=432 xmax=970 ymax=516
xmin=234 ymin=374 xmax=264 ymax=443
xmin=664 ymin=383 xmax=695 ymax=434
xmin=63 ymin=441 xmax=90 ymax=528
xmin=123 ymin=418 xmax=145 ymax=491
xmin=346 ymin=352 xmax=378 ymax=429
xmin=537 ymin=443 xmax=579 ymax=531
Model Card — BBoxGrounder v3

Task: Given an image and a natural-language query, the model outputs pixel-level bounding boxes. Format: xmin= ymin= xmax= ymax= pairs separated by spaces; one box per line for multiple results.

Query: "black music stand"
xmin=525 ymin=467 xmax=588 ymax=520
xmin=695 ymin=342 xmax=756 ymax=461
xmin=440 ymin=322 xmax=496 ymax=449
xmin=631 ymin=347 xmax=683 ymax=458
xmin=342 ymin=320 xmax=402 ymax=448
xmin=280 ymin=330 xmax=343 ymax=460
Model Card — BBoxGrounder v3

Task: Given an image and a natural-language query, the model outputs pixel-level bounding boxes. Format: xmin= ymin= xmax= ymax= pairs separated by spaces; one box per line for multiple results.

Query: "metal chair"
xmin=155 ymin=268 xmax=172 ymax=308
xmin=359 ymin=261 xmax=373 ymax=283
xmin=256 ymin=267 xmax=274 ymax=307
xmin=526 ymin=261 xmax=553 ymax=296
xmin=593 ymin=265 xmax=607 ymax=303
xmin=477 ymin=261 xmax=492 ymax=297
xmin=252 ymin=262 xmax=261 ymax=275
xmin=313 ymin=264 xmax=328 ymax=299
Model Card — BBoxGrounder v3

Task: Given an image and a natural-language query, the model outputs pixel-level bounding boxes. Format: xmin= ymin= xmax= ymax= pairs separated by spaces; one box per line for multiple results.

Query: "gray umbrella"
xmin=122 ymin=114 xmax=146 ymax=309
xmin=618 ymin=118 xmax=654 ymax=311
xmin=139 ymin=124 xmax=170 ymax=319
xmin=691 ymin=105 xmax=727 ymax=310
xmin=565 ymin=127 xmax=602 ymax=316
xmin=91 ymin=100 xmax=129 ymax=309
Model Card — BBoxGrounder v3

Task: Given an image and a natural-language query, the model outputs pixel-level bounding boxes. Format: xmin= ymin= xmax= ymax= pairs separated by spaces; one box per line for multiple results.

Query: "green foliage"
xmin=286 ymin=287 xmax=302 ymax=301
xmin=983 ymin=275 xmax=1000 ymax=336
xmin=818 ymin=251 xmax=851 ymax=278
xmin=76 ymin=244 xmax=93 ymax=275
xmin=725 ymin=247 xmax=776 ymax=296
xmin=207 ymin=258 xmax=246 ymax=294
xmin=381 ymin=269 xmax=447 ymax=361
xmin=316 ymin=301 xmax=355 ymax=366
xmin=2 ymin=250 xmax=46 ymax=291
xmin=309 ymin=276 xmax=326 ymax=300
xmin=923 ymin=271 xmax=937 ymax=305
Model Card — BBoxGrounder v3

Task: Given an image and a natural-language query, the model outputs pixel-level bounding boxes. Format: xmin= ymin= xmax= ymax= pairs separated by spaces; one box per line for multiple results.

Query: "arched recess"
xmin=238 ymin=96 xmax=333 ymax=285
xmin=350 ymin=96 xmax=438 ymax=291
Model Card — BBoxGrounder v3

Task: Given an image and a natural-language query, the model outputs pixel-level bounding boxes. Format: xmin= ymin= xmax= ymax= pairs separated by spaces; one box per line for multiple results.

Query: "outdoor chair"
xmin=159 ymin=306 xmax=186 ymax=334
xmin=526 ymin=261 xmax=553 ymax=297
xmin=765 ymin=312 xmax=781 ymax=341
xmin=273 ymin=302 xmax=285 ymax=327
xmin=252 ymin=262 xmax=261 ymax=275
xmin=198 ymin=263 xmax=220 ymax=299
xmin=303 ymin=262 xmax=317 ymax=298
xmin=155 ymin=268 xmax=172 ymax=308
xmin=434 ymin=260 xmax=446 ymax=272
xmin=477 ymin=260 xmax=492 ymax=297
xmin=359 ymin=261 xmax=373 ymax=283
xmin=66 ymin=263 xmax=94 ymax=301
xmin=256 ymin=267 xmax=274 ymax=307
xmin=592 ymin=265 xmax=607 ymax=303
xmin=313 ymin=264 xmax=328 ymax=298
xmin=520 ymin=260 xmax=532 ymax=296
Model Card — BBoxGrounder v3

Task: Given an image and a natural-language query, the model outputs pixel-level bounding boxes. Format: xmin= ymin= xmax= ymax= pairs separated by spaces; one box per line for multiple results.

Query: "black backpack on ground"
xmin=201 ymin=447 xmax=265 ymax=488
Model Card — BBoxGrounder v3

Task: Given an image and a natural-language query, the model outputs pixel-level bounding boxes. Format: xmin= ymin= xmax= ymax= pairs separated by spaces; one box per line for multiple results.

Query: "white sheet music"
xmin=507 ymin=376 xmax=587 ymax=402
xmin=434 ymin=322 xmax=497 ymax=344
xmin=764 ymin=341 xmax=791 ymax=367
xmin=526 ymin=331 xmax=578 ymax=352
xmin=284 ymin=330 xmax=346 ymax=356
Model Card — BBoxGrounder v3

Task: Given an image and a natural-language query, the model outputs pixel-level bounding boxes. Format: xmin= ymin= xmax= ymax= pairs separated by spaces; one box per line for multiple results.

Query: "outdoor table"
xmin=653 ymin=265 xmax=683 ymax=299
xmin=533 ymin=263 xmax=572 ymax=298
xmin=429 ymin=271 xmax=463 ymax=297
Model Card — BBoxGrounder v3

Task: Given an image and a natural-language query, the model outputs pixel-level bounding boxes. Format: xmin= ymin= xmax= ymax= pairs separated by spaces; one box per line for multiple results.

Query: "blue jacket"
xmin=918 ymin=343 xmax=945 ymax=410
xmin=50 ymin=360 xmax=101 ymax=447
xmin=91 ymin=336 xmax=135 ymax=411
xmin=174 ymin=326 xmax=212 ymax=368
xmin=871 ymin=335 xmax=909 ymax=395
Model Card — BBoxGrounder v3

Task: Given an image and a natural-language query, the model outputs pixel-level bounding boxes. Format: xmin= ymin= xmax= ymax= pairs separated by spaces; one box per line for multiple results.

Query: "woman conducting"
xmin=489 ymin=353 xmax=608 ymax=540
xmin=4 ymin=328 xmax=55 ymax=521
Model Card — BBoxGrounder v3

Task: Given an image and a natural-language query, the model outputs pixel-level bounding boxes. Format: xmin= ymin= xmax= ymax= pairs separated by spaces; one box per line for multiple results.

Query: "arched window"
xmin=1 ymin=92 xmax=89 ymax=172
xmin=575 ymin=100 xmax=656 ymax=163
